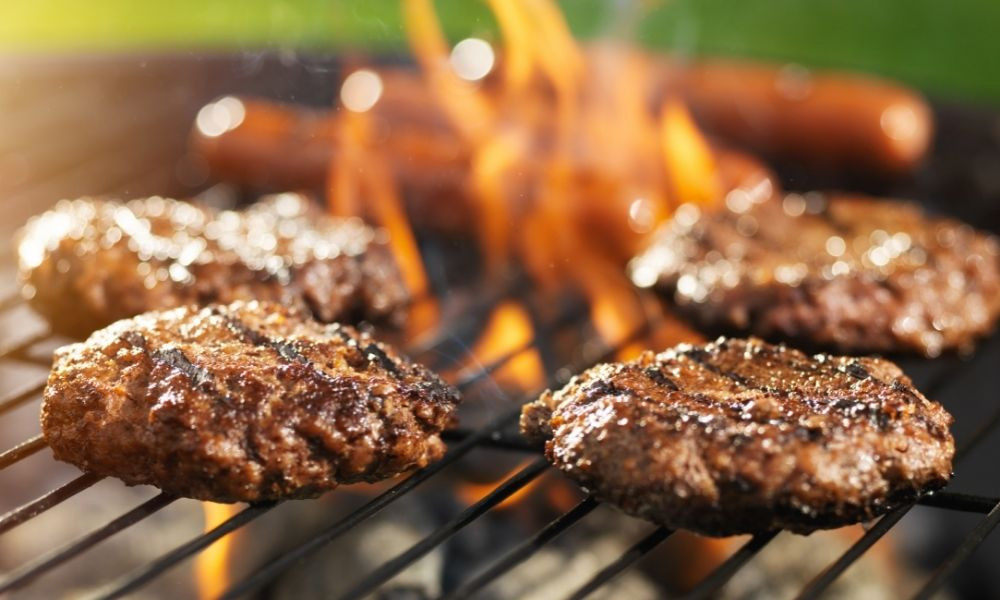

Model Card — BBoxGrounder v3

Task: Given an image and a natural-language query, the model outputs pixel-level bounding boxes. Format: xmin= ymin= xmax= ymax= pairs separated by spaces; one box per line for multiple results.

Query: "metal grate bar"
xmin=405 ymin=291 xmax=514 ymax=359
xmin=0 ymin=473 xmax=103 ymax=536
xmin=681 ymin=531 xmax=779 ymax=600
xmin=566 ymin=526 xmax=673 ymax=600
xmin=0 ymin=434 xmax=46 ymax=469
xmin=445 ymin=496 xmax=600 ymax=600
xmin=550 ymin=309 xmax=996 ymax=599
xmin=92 ymin=502 xmax=276 ymax=600
xmin=0 ymin=493 xmax=177 ymax=593
xmin=953 ymin=401 xmax=1000 ymax=463
xmin=616 ymin=358 xmax=1000 ymax=600
xmin=794 ymin=398 xmax=1000 ymax=600
xmin=917 ymin=491 xmax=1000 ymax=514
xmin=794 ymin=506 xmax=909 ymax=600
xmin=449 ymin=339 xmax=551 ymax=391
xmin=98 ymin=307 xmax=615 ymax=599
xmin=911 ymin=499 xmax=1000 ymax=600
xmin=221 ymin=324 xmax=652 ymax=598
xmin=786 ymin=367 xmax=1000 ymax=599
xmin=0 ymin=329 xmax=51 ymax=359
xmin=441 ymin=428 xmax=537 ymax=453
xmin=92 ymin=410 xmax=518 ymax=600
xmin=220 ymin=410 xmax=524 ymax=600
xmin=0 ymin=383 xmax=44 ymax=417
xmin=338 ymin=457 xmax=550 ymax=600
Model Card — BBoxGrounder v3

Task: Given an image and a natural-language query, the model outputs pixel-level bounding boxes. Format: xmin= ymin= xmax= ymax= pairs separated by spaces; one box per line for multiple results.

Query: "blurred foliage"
xmin=1 ymin=0 xmax=998 ymax=104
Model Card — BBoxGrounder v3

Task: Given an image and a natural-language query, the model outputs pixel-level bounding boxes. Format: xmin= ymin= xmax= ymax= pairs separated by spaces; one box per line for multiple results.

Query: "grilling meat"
xmin=41 ymin=301 xmax=460 ymax=502
xmin=17 ymin=193 xmax=408 ymax=338
xmin=521 ymin=337 xmax=954 ymax=536
xmin=629 ymin=193 xmax=1000 ymax=356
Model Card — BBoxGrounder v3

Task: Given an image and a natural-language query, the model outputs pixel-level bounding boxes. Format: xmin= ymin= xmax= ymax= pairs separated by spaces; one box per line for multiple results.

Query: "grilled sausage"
xmin=661 ymin=60 xmax=933 ymax=175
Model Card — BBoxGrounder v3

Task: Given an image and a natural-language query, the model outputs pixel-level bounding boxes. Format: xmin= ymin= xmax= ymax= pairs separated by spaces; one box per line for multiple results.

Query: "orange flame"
xmin=457 ymin=459 xmax=542 ymax=510
xmin=661 ymin=98 xmax=722 ymax=206
xmin=195 ymin=502 xmax=240 ymax=600
xmin=325 ymin=1 xmax=726 ymax=279
xmin=403 ymin=0 xmax=495 ymax=144
xmin=327 ymin=76 xmax=439 ymax=336
xmin=402 ymin=0 xmax=721 ymax=288
xmin=469 ymin=134 xmax=521 ymax=276
xmin=405 ymin=0 xmax=516 ymax=275
xmin=324 ymin=0 xmax=726 ymax=368
xmin=466 ymin=300 xmax=545 ymax=391
xmin=641 ymin=292 xmax=707 ymax=350
xmin=545 ymin=476 xmax=585 ymax=514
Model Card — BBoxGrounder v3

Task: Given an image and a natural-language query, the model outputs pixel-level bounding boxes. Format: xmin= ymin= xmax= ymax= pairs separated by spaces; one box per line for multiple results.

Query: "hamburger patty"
xmin=521 ymin=337 xmax=954 ymax=536
xmin=629 ymin=194 xmax=1000 ymax=356
xmin=41 ymin=301 xmax=460 ymax=502
xmin=17 ymin=193 xmax=408 ymax=338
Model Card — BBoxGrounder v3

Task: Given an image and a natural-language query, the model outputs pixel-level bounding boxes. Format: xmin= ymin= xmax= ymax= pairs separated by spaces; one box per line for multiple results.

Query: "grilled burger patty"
xmin=42 ymin=301 xmax=460 ymax=502
xmin=629 ymin=194 xmax=1000 ymax=356
xmin=521 ymin=337 xmax=954 ymax=536
xmin=17 ymin=193 xmax=408 ymax=338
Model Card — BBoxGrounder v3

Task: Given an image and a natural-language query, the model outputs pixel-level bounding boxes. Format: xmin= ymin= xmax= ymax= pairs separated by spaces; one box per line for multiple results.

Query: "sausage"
xmin=660 ymin=59 xmax=933 ymax=176
xmin=192 ymin=98 xmax=331 ymax=190
xmin=191 ymin=95 xmax=475 ymax=231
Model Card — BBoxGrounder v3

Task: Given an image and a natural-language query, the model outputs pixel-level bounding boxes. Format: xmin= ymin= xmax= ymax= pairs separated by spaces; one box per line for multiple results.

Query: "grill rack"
xmin=0 ymin=276 xmax=998 ymax=599
xmin=0 ymin=52 xmax=998 ymax=600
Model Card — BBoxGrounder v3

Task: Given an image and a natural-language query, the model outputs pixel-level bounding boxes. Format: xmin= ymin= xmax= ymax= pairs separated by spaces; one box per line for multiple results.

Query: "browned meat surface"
xmin=521 ymin=337 xmax=954 ymax=536
xmin=41 ymin=301 xmax=460 ymax=502
xmin=17 ymin=193 xmax=408 ymax=338
xmin=629 ymin=193 xmax=1000 ymax=356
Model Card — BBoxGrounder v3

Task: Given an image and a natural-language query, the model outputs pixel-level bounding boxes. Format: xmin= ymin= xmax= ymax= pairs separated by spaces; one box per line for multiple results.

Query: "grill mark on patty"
xmin=842 ymin=361 xmax=871 ymax=380
xmin=330 ymin=323 xmax=403 ymax=377
xmin=680 ymin=346 xmax=774 ymax=394
xmin=214 ymin=310 xmax=384 ymax=406
xmin=122 ymin=331 xmax=214 ymax=388
xmin=155 ymin=347 xmax=215 ymax=388
xmin=677 ymin=342 xmax=899 ymax=425
xmin=891 ymin=379 xmax=921 ymax=403
xmin=219 ymin=312 xmax=406 ymax=450
xmin=643 ymin=366 xmax=680 ymax=390
xmin=364 ymin=343 xmax=404 ymax=377
xmin=121 ymin=329 xmax=235 ymax=409
xmin=217 ymin=310 xmax=308 ymax=364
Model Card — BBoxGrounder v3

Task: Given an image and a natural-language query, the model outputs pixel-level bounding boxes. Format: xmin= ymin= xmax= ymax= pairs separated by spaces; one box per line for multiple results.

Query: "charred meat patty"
xmin=521 ymin=337 xmax=954 ymax=536
xmin=17 ymin=193 xmax=408 ymax=338
xmin=41 ymin=301 xmax=460 ymax=502
xmin=629 ymin=194 xmax=1000 ymax=356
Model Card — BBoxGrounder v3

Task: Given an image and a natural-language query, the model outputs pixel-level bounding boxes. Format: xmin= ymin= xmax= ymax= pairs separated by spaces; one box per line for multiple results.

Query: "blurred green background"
xmin=1 ymin=0 xmax=998 ymax=104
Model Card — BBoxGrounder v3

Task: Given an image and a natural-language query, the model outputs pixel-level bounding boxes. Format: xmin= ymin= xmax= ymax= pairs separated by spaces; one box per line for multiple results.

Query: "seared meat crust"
xmin=629 ymin=194 xmax=1000 ymax=356
xmin=41 ymin=301 xmax=460 ymax=502
xmin=17 ymin=194 xmax=407 ymax=338
xmin=521 ymin=337 xmax=954 ymax=536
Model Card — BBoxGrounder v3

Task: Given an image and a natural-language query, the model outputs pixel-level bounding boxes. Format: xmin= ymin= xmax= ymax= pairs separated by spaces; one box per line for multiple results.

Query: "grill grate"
xmin=0 ymin=53 xmax=999 ymax=600
xmin=1 ymin=280 xmax=999 ymax=599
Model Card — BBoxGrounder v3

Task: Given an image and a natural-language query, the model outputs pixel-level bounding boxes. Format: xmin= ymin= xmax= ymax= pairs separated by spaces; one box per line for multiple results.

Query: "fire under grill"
xmin=0 ymin=54 xmax=999 ymax=599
